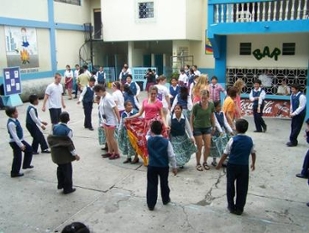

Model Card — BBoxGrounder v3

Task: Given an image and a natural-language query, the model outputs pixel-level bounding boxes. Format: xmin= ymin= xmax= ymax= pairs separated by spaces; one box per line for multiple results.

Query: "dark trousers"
xmin=253 ymin=106 xmax=266 ymax=132
xmin=289 ymin=112 xmax=305 ymax=145
xmin=83 ymin=101 xmax=93 ymax=128
xmin=9 ymin=141 xmax=33 ymax=175
xmin=226 ymin=163 xmax=249 ymax=212
xmin=301 ymin=150 xmax=309 ymax=177
xmin=26 ymin=124 xmax=48 ymax=152
xmin=74 ymin=81 xmax=78 ymax=97
xmin=49 ymin=108 xmax=62 ymax=125
xmin=147 ymin=166 xmax=170 ymax=208
xmin=57 ymin=163 xmax=73 ymax=192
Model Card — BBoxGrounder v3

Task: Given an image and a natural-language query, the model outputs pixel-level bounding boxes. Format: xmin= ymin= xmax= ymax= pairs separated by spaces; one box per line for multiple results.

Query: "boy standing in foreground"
xmin=6 ymin=107 xmax=33 ymax=178
xmin=48 ymin=111 xmax=80 ymax=194
xmin=216 ymin=119 xmax=256 ymax=215
xmin=146 ymin=121 xmax=177 ymax=211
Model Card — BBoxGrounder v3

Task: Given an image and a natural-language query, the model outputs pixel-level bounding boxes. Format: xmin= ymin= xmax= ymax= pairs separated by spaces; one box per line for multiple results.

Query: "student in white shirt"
xmin=74 ymin=64 xmax=80 ymax=98
xmin=155 ymin=75 xmax=170 ymax=120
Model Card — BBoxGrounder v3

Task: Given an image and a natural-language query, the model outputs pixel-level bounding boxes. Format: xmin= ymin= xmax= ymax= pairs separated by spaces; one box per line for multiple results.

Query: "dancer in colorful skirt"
xmin=125 ymin=85 xmax=168 ymax=165
xmin=168 ymin=104 xmax=196 ymax=168
xmin=118 ymin=101 xmax=139 ymax=164
xmin=210 ymin=101 xmax=234 ymax=166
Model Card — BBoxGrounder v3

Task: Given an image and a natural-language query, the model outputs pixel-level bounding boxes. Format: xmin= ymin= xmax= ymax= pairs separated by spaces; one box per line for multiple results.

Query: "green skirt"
xmin=170 ymin=134 xmax=197 ymax=167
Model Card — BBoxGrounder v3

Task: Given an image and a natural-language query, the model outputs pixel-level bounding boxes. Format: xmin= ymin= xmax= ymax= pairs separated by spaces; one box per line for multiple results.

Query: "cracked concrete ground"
xmin=0 ymin=90 xmax=309 ymax=233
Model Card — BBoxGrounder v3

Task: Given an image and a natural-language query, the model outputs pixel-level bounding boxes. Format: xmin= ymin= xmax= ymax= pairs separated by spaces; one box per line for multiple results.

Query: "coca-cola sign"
xmin=241 ymin=99 xmax=290 ymax=118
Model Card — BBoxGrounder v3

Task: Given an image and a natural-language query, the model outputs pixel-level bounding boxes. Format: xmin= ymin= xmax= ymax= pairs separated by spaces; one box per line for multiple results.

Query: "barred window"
xmin=282 ymin=43 xmax=295 ymax=55
xmin=138 ymin=2 xmax=154 ymax=19
xmin=54 ymin=0 xmax=81 ymax=6
xmin=239 ymin=43 xmax=252 ymax=55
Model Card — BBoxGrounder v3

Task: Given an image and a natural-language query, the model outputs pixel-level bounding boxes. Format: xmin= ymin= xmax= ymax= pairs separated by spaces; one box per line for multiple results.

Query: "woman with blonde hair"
xmin=233 ymin=78 xmax=245 ymax=119
xmin=191 ymin=89 xmax=216 ymax=171
xmin=192 ymin=74 xmax=209 ymax=104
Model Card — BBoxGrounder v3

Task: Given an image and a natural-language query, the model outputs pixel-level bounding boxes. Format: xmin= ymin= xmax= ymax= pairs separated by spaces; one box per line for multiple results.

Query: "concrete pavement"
xmin=0 ymin=90 xmax=308 ymax=233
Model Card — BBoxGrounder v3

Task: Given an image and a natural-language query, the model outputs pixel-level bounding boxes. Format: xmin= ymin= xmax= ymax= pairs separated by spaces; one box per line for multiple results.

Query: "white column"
xmin=151 ymin=53 xmax=155 ymax=67
xmin=128 ymin=41 xmax=134 ymax=67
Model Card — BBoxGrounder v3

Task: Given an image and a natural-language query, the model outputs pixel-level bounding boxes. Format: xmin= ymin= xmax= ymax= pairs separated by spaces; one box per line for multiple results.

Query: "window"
xmin=54 ymin=0 xmax=81 ymax=6
xmin=138 ymin=2 xmax=154 ymax=19
xmin=239 ymin=43 xmax=252 ymax=55
xmin=282 ymin=43 xmax=295 ymax=55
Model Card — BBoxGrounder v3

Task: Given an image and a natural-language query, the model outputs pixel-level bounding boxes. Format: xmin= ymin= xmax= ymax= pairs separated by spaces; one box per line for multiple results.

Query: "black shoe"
xmin=253 ymin=130 xmax=262 ymax=133
xmin=263 ymin=125 xmax=267 ymax=133
xmin=11 ymin=173 xmax=24 ymax=178
xmin=296 ymin=173 xmax=308 ymax=179
xmin=89 ymin=128 xmax=94 ymax=131
xmin=123 ymin=158 xmax=132 ymax=164
xmin=148 ymin=206 xmax=154 ymax=211
xmin=57 ymin=184 xmax=63 ymax=190
xmin=74 ymin=96 xmax=77 ymax=99
xmin=33 ymin=151 xmax=39 ymax=155
xmin=286 ymin=142 xmax=297 ymax=147
xmin=23 ymin=165 xmax=34 ymax=169
xmin=233 ymin=209 xmax=243 ymax=215
xmin=63 ymin=188 xmax=76 ymax=194
xmin=163 ymin=198 xmax=171 ymax=205
xmin=227 ymin=206 xmax=235 ymax=213
xmin=42 ymin=149 xmax=51 ymax=153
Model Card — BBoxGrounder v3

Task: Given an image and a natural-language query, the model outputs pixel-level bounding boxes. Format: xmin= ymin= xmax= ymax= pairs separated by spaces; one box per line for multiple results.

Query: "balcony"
xmin=211 ymin=0 xmax=308 ymax=23
xmin=208 ymin=0 xmax=309 ymax=37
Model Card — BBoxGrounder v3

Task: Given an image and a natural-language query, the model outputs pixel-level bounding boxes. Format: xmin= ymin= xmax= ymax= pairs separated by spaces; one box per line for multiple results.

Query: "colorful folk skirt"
xmin=170 ymin=134 xmax=197 ymax=167
xmin=125 ymin=117 xmax=168 ymax=165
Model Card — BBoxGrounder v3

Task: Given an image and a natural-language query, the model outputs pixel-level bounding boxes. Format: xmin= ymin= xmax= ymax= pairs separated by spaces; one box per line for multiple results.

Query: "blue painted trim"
xmin=208 ymin=20 xmax=309 ymax=38
xmin=0 ymin=17 xmax=49 ymax=28
xmin=0 ymin=17 xmax=85 ymax=31
xmin=48 ymin=0 xmax=57 ymax=74
xmin=55 ymin=23 xmax=85 ymax=31
xmin=241 ymin=93 xmax=290 ymax=100
xmin=211 ymin=36 xmax=227 ymax=84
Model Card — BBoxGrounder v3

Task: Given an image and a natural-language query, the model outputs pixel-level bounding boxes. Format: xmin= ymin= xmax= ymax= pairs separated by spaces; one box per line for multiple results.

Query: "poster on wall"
xmin=205 ymin=37 xmax=213 ymax=55
xmin=241 ymin=99 xmax=290 ymax=118
xmin=3 ymin=67 xmax=22 ymax=96
xmin=4 ymin=26 xmax=39 ymax=72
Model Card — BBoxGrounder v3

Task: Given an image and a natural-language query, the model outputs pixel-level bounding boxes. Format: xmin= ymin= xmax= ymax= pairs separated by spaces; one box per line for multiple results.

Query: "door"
xmin=93 ymin=9 xmax=102 ymax=39
xmin=155 ymin=54 xmax=163 ymax=75
xmin=143 ymin=54 xmax=151 ymax=67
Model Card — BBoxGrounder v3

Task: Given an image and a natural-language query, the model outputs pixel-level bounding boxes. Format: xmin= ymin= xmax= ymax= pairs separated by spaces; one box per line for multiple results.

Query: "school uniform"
xmin=169 ymin=85 xmax=180 ymax=107
xmin=225 ymin=134 xmax=255 ymax=213
xmin=51 ymin=123 xmax=76 ymax=193
xmin=146 ymin=133 xmax=176 ymax=209
xmin=96 ymin=71 xmax=106 ymax=85
xmin=249 ymin=87 xmax=267 ymax=132
xmin=288 ymin=91 xmax=306 ymax=146
xmin=119 ymin=70 xmax=130 ymax=86
xmin=26 ymin=104 xmax=49 ymax=153
xmin=127 ymin=81 xmax=140 ymax=97
xmin=7 ymin=118 xmax=33 ymax=176
xmin=79 ymin=85 xmax=94 ymax=129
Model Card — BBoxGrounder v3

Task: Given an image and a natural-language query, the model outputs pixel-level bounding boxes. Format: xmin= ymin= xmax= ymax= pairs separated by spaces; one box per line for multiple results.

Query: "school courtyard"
xmin=0 ymin=90 xmax=308 ymax=233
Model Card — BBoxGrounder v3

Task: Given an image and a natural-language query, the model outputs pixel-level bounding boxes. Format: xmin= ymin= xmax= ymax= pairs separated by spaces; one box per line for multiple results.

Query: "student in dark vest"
xmin=169 ymin=77 xmax=180 ymax=108
xmin=146 ymin=121 xmax=177 ymax=211
xmin=77 ymin=77 xmax=95 ymax=131
xmin=96 ymin=66 xmax=106 ymax=86
xmin=6 ymin=107 xmax=33 ymax=178
xmin=286 ymin=84 xmax=307 ymax=147
xmin=118 ymin=64 xmax=131 ymax=86
xmin=170 ymin=85 xmax=193 ymax=120
xmin=123 ymin=84 xmax=140 ymax=111
xmin=26 ymin=94 xmax=50 ymax=154
xmin=249 ymin=79 xmax=267 ymax=133
xmin=48 ymin=111 xmax=80 ymax=194
xmin=216 ymin=119 xmax=256 ymax=215
xmin=126 ymin=74 xmax=140 ymax=98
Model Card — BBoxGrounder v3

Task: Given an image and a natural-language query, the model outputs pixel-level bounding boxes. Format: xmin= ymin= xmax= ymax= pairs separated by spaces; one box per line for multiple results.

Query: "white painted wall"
xmin=55 ymin=30 xmax=85 ymax=69
xmin=0 ymin=0 xmax=48 ymax=21
xmin=54 ymin=1 xmax=91 ymax=25
xmin=0 ymin=26 xmax=8 ymax=68
xmin=227 ymin=34 xmax=309 ymax=68
xmin=101 ymin=0 xmax=203 ymax=41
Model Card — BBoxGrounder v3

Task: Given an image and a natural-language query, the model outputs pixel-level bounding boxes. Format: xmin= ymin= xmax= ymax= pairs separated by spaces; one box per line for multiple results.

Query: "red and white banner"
xmin=241 ymin=99 xmax=290 ymax=118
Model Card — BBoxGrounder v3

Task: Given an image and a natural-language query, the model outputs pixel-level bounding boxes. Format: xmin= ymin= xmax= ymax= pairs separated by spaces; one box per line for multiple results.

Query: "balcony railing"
xmin=212 ymin=0 xmax=308 ymax=23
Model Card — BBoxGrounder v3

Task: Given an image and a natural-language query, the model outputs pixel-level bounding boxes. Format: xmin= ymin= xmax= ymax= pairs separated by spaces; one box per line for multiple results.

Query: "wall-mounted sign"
xmin=241 ymin=99 xmax=290 ymax=118
xmin=252 ymin=46 xmax=281 ymax=61
xmin=3 ymin=67 xmax=21 ymax=96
